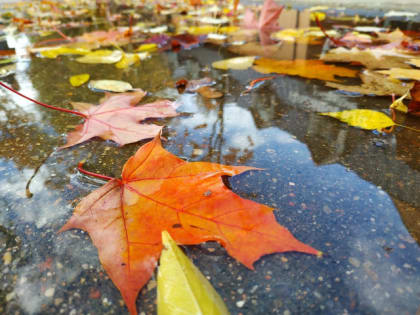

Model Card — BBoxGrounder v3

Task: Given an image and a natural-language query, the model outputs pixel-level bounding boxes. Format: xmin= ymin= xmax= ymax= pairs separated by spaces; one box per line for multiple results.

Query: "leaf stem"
xmin=315 ymin=16 xmax=342 ymax=46
xmin=78 ymin=162 xmax=116 ymax=181
xmin=0 ymin=81 xmax=87 ymax=118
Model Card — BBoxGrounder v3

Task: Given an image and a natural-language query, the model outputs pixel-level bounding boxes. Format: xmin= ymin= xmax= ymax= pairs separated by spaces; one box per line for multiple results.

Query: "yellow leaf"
xmin=89 ymin=80 xmax=133 ymax=93
xmin=136 ymin=43 xmax=158 ymax=52
xmin=76 ymin=50 xmax=123 ymax=64
xmin=408 ymin=58 xmax=420 ymax=68
xmin=378 ymin=68 xmax=420 ymax=81
xmin=212 ymin=56 xmax=256 ymax=70
xmin=253 ymin=59 xmax=357 ymax=81
xmin=115 ymin=53 xmax=140 ymax=69
xmin=69 ymin=73 xmax=90 ymax=87
xmin=157 ymin=231 xmax=230 ymax=315
xmin=187 ymin=25 xmax=218 ymax=35
xmin=310 ymin=12 xmax=326 ymax=21
xmin=40 ymin=47 xmax=91 ymax=59
xmin=390 ymin=92 xmax=409 ymax=113
xmin=320 ymin=109 xmax=395 ymax=131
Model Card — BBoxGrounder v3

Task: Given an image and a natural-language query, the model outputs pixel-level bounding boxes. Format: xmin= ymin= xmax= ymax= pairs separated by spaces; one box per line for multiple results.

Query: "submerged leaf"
xmin=115 ymin=53 xmax=140 ymax=69
xmin=70 ymin=74 xmax=90 ymax=87
xmin=197 ymin=86 xmax=223 ymax=99
xmin=212 ymin=56 xmax=256 ymax=70
xmin=253 ymin=59 xmax=357 ymax=81
xmin=89 ymin=80 xmax=133 ymax=93
xmin=136 ymin=43 xmax=158 ymax=52
xmin=157 ymin=231 xmax=229 ymax=315
xmin=320 ymin=109 xmax=395 ymax=131
xmin=76 ymin=50 xmax=123 ymax=64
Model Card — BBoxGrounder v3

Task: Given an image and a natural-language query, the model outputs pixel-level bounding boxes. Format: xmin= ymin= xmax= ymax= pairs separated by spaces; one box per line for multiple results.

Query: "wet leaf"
xmin=253 ymin=59 xmax=358 ymax=82
xmin=89 ymin=80 xmax=133 ymax=93
xmin=40 ymin=47 xmax=91 ymax=59
xmin=60 ymin=135 xmax=320 ymax=314
xmin=321 ymin=47 xmax=415 ymax=69
xmin=76 ymin=50 xmax=123 ymax=64
xmin=157 ymin=231 xmax=229 ymax=315
xmin=135 ymin=43 xmax=158 ymax=52
xmin=326 ymin=70 xmax=413 ymax=97
xmin=0 ymin=64 xmax=16 ymax=77
xmin=320 ymin=109 xmax=395 ymax=131
xmin=115 ymin=53 xmax=140 ymax=69
xmin=377 ymin=68 xmax=420 ymax=81
xmin=407 ymin=81 xmax=420 ymax=116
xmin=61 ymin=91 xmax=179 ymax=148
xmin=212 ymin=56 xmax=256 ymax=70
xmin=390 ymin=92 xmax=409 ymax=113
xmin=197 ymin=86 xmax=223 ymax=99
xmin=69 ymin=74 xmax=90 ymax=87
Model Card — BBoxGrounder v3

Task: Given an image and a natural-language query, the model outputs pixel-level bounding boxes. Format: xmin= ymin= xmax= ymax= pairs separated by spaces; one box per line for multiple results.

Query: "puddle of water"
xmin=0 ymin=3 xmax=419 ymax=315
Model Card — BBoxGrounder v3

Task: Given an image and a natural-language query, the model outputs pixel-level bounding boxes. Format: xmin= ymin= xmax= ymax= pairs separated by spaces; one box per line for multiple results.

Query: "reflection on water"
xmin=0 ymin=6 xmax=419 ymax=315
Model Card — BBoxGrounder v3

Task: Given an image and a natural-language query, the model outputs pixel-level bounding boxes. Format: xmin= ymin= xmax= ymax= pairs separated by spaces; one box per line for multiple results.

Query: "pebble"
xmin=6 ymin=292 xmax=15 ymax=301
xmin=236 ymin=300 xmax=245 ymax=308
xmin=44 ymin=287 xmax=55 ymax=297
xmin=284 ymin=310 xmax=291 ymax=315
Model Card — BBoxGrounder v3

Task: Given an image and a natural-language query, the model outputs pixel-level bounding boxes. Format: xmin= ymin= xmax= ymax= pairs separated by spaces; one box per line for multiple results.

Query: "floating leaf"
xmin=115 ymin=53 xmax=140 ymax=69
xmin=60 ymin=134 xmax=319 ymax=314
xmin=320 ymin=109 xmax=395 ymax=131
xmin=61 ymin=91 xmax=179 ymax=148
xmin=89 ymin=80 xmax=133 ymax=93
xmin=212 ymin=56 xmax=256 ymax=70
xmin=135 ymin=43 xmax=157 ymax=52
xmin=76 ymin=50 xmax=123 ymax=64
xmin=157 ymin=231 xmax=229 ymax=315
xmin=390 ymin=92 xmax=409 ymax=113
xmin=70 ymin=74 xmax=90 ymax=87
xmin=253 ymin=59 xmax=357 ymax=82
xmin=326 ymin=70 xmax=413 ymax=97
xmin=377 ymin=68 xmax=420 ymax=81
xmin=40 ymin=47 xmax=91 ymax=59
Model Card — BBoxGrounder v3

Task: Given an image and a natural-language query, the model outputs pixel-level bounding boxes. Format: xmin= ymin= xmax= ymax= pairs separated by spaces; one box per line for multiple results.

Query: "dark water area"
xmin=0 ymin=2 xmax=419 ymax=315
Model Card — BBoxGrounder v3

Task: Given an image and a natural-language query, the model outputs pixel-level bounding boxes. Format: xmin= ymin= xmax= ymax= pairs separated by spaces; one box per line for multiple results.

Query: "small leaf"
xmin=320 ymin=109 xmax=395 ymax=131
xmin=70 ymin=74 xmax=90 ymax=87
xmin=390 ymin=92 xmax=409 ymax=113
xmin=136 ymin=43 xmax=158 ymax=52
xmin=89 ymin=80 xmax=133 ymax=93
xmin=76 ymin=50 xmax=123 ymax=64
xmin=157 ymin=231 xmax=230 ymax=315
xmin=212 ymin=56 xmax=256 ymax=70
xmin=115 ymin=53 xmax=140 ymax=69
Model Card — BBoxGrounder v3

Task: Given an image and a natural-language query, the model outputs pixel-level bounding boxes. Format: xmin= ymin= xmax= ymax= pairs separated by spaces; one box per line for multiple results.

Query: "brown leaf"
xmin=197 ymin=86 xmax=224 ymax=98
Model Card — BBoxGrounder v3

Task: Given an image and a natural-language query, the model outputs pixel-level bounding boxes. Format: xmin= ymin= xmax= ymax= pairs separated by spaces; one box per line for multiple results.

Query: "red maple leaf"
xmin=60 ymin=135 xmax=320 ymax=315
xmin=61 ymin=91 xmax=179 ymax=148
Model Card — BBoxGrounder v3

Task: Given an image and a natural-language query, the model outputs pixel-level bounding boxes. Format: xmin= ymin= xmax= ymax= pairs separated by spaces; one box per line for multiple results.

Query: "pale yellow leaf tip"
xmin=158 ymin=231 xmax=230 ymax=315
xmin=70 ymin=74 xmax=90 ymax=87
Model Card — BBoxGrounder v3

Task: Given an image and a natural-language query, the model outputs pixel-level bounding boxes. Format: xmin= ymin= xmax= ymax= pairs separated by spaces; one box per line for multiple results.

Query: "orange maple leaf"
xmin=60 ymin=135 xmax=320 ymax=315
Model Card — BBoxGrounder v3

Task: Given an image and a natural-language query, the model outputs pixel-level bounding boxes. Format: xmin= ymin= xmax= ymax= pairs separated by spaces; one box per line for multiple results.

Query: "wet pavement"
xmin=0 ymin=3 xmax=419 ymax=315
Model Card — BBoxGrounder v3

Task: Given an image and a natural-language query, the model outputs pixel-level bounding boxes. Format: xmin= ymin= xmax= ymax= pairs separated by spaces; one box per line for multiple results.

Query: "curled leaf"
xmin=157 ymin=231 xmax=229 ymax=315
xmin=212 ymin=56 xmax=256 ymax=70
xmin=390 ymin=92 xmax=409 ymax=113
xmin=320 ymin=109 xmax=395 ymax=131
xmin=70 ymin=73 xmax=90 ymax=87
xmin=89 ymin=80 xmax=133 ymax=93
xmin=115 ymin=53 xmax=140 ymax=69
